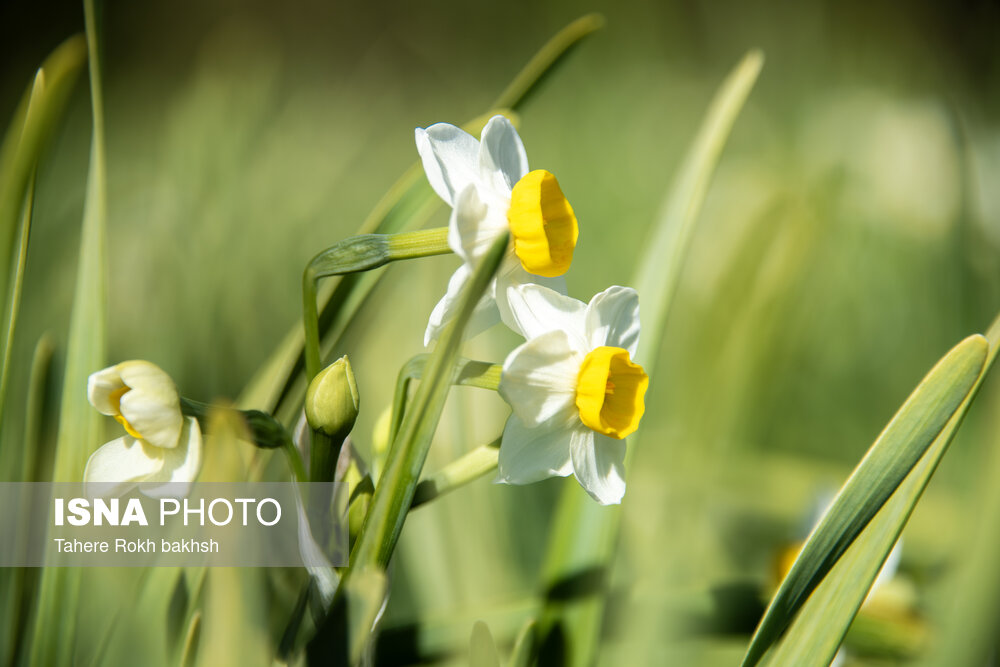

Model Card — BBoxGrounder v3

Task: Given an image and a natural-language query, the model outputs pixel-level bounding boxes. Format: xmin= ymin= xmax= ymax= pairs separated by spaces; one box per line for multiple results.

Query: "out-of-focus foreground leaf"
xmin=0 ymin=35 xmax=85 ymax=478
xmin=470 ymin=621 xmax=501 ymax=667
xmin=28 ymin=4 xmax=106 ymax=665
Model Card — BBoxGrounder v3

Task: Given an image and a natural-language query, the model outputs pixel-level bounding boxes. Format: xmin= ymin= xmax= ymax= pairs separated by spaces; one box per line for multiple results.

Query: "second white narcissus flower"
xmin=416 ymin=115 xmax=579 ymax=345
xmin=497 ymin=284 xmax=649 ymax=504
xmin=84 ymin=360 xmax=201 ymax=496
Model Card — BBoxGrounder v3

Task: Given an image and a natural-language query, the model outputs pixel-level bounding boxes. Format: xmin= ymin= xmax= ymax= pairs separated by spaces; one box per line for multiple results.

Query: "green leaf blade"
xmin=0 ymin=35 xmax=87 ymax=306
xmin=28 ymin=6 xmax=106 ymax=666
xmin=634 ymin=50 xmax=764 ymax=363
xmin=742 ymin=333 xmax=989 ymax=667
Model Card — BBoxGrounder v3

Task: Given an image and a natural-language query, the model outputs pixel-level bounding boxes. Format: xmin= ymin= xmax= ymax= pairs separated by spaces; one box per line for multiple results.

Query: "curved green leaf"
xmin=742 ymin=333 xmax=990 ymax=667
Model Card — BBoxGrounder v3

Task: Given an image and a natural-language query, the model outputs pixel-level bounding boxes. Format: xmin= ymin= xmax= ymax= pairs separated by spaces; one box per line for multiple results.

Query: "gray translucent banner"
xmin=0 ymin=482 xmax=347 ymax=567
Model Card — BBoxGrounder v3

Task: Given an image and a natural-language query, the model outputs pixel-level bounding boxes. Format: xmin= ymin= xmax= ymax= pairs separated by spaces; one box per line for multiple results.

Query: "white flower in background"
xmin=416 ymin=114 xmax=579 ymax=345
xmin=496 ymin=284 xmax=648 ymax=504
xmin=84 ymin=360 xmax=202 ymax=496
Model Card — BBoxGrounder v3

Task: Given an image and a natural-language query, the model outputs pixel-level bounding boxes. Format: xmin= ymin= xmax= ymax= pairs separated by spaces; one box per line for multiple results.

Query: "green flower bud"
xmin=305 ymin=356 xmax=360 ymax=438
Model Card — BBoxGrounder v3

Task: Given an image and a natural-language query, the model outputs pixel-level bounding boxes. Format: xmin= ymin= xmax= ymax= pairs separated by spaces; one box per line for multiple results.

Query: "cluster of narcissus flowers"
xmin=417 ymin=115 xmax=649 ymax=504
xmin=82 ymin=115 xmax=647 ymax=506
xmin=84 ymin=361 xmax=202 ymax=496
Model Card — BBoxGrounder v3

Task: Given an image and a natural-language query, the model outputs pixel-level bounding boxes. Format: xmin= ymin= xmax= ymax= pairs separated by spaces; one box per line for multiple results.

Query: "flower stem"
xmin=179 ymin=397 xmax=307 ymax=483
xmin=348 ymin=233 xmax=508 ymax=572
xmin=179 ymin=397 xmax=289 ymax=447
xmin=410 ymin=438 xmax=501 ymax=509
xmin=310 ymin=431 xmax=335 ymax=483
xmin=390 ymin=355 xmax=502 ymax=444
xmin=302 ymin=227 xmax=451 ymax=382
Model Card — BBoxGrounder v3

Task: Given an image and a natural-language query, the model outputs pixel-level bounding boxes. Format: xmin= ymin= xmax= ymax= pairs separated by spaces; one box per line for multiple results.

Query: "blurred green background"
xmin=3 ymin=0 xmax=1000 ymax=664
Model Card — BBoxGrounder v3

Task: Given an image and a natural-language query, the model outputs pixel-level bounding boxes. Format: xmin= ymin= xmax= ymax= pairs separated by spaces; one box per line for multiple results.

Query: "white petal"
xmin=83 ymin=436 xmax=164 ymax=497
xmin=415 ymin=123 xmax=481 ymax=206
xmin=447 ymin=185 xmax=506 ymax=264
xmin=585 ymin=286 xmax=641 ymax=357
xmin=499 ymin=330 xmax=581 ymax=427
xmin=502 ymin=282 xmax=587 ymax=345
xmin=119 ymin=396 xmax=182 ymax=451
xmin=571 ymin=431 xmax=627 ymax=505
xmin=87 ymin=365 xmax=127 ymax=415
xmin=478 ymin=115 xmax=528 ymax=194
xmin=495 ymin=267 xmax=568 ymax=338
xmin=424 ymin=264 xmax=500 ymax=346
xmin=496 ymin=415 xmax=574 ymax=484
xmin=140 ymin=417 xmax=203 ymax=497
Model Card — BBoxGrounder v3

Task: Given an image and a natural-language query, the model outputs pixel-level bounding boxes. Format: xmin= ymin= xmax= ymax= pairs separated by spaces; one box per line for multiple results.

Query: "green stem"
xmin=302 ymin=227 xmax=451 ymax=381
xmin=351 ymin=233 xmax=508 ymax=571
xmin=389 ymin=355 xmax=502 ymax=444
xmin=410 ymin=438 xmax=501 ymax=508
xmin=309 ymin=431 xmax=335 ymax=484
xmin=180 ymin=397 xmax=307 ymax=482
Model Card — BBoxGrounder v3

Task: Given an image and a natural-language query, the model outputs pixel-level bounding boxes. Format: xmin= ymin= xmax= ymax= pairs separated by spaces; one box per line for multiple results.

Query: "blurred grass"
xmin=2 ymin=0 xmax=1000 ymax=665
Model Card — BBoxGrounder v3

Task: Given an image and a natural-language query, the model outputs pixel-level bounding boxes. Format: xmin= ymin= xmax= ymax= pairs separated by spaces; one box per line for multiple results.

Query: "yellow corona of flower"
xmin=84 ymin=360 xmax=201 ymax=496
xmin=497 ymin=284 xmax=648 ymax=504
xmin=416 ymin=115 xmax=579 ymax=344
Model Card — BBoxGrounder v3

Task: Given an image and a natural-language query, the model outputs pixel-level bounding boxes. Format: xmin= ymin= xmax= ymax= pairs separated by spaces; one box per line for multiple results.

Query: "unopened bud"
xmin=305 ymin=356 xmax=360 ymax=438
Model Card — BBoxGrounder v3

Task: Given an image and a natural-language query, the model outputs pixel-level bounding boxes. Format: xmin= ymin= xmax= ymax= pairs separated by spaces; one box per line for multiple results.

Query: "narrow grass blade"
xmin=634 ymin=50 xmax=765 ymax=361
xmin=28 ymin=4 xmax=106 ymax=664
xmin=470 ymin=621 xmax=502 ymax=667
xmin=0 ymin=335 xmax=54 ymax=665
xmin=0 ymin=176 xmax=35 ymax=422
xmin=742 ymin=333 xmax=991 ymax=667
xmin=491 ymin=13 xmax=605 ymax=110
xmin=0 ymin=36 xmax=86 ymax=305
xmin=535 ymin=50 xmax=764 ymax=667
xmin=0 ymin=35 xmax=84 ymax=482
xmin=48 ymin=0 xmax=108 ymax=484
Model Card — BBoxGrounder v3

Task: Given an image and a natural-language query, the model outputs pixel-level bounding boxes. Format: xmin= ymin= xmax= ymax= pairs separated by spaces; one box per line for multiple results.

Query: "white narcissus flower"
xmin=416 ymin=115 xmax=579 ymax=345
xmin=84 ymin=360 xmax=202 ymax=496
xmin=497 ymin=284 xmax=649 ymax=504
